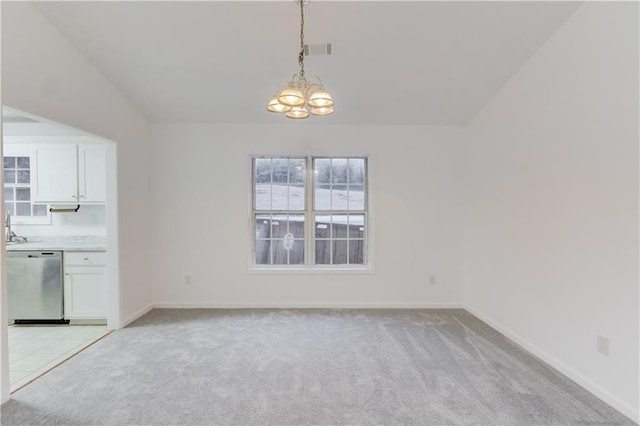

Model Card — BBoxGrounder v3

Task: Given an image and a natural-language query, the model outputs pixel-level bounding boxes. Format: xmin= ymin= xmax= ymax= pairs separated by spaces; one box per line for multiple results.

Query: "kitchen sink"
xmin=6 ymin=239 xmax=41 ymax=245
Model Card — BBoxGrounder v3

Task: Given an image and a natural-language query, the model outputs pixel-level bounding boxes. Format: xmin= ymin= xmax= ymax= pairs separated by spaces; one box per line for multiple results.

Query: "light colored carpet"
xmin=0 ymin=309 xmax=634 ymax=425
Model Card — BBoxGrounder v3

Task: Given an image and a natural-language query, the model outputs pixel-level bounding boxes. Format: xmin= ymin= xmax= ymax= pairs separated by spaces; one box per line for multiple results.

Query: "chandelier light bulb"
xmin=286 ymin=106 xmax=310 ymax=119
xmin=308 ymin=89 xmax=334 ymax=108
xmin=267 ymin=97 xmax=292 ymax=113
xmin=278 ymin=86 xmax=305 ymax=107
xmin=310 ymin=106 xmax=334 ymax=116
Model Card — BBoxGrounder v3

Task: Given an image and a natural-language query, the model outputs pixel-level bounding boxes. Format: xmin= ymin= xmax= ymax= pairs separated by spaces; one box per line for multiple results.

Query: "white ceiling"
xmin=32 ymin=1 xmax=580 ymax=125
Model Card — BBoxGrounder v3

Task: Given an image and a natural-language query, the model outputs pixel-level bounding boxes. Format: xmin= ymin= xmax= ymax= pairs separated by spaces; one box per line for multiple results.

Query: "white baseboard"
xmin=122 ymin=304 xmax=154 ymax=327
xmin=152 ymin=302 xmax=465 ymax=310
xmin=463 ymin=304 xmax=638 ymax=424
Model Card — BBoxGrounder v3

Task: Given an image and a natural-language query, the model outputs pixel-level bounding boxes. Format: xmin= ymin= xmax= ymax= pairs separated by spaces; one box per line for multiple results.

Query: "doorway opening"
xmin=1 ymin=107 xmax=120 ymax=392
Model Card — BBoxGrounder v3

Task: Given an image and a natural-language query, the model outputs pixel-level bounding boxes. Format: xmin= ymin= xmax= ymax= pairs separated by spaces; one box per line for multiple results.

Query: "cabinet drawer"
xmin=64 ymin=251 xmax=106 ymax=266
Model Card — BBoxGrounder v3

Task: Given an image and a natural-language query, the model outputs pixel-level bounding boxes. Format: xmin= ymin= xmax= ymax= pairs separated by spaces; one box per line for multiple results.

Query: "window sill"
xmin=246 ymin=266 xmax=375 ymax=275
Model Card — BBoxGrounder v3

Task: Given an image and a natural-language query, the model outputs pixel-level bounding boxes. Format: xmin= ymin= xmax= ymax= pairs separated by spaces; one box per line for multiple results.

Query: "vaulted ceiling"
xmin=31 ymin=1 xmax=580 ymax=125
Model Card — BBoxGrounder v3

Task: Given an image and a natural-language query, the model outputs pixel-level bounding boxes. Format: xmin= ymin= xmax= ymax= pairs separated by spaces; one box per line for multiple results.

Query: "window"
xmin=3 ymin=152 xmax=50 ymax=225
xmin=252 ymin=156 xmax=369 ymax=268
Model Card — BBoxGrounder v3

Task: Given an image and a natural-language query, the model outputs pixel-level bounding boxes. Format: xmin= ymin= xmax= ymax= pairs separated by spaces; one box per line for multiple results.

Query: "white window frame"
xmin=3 ymin=144 xmax=51 ymax=225
xmin=249 ymin=155 xmax=373 ymax=272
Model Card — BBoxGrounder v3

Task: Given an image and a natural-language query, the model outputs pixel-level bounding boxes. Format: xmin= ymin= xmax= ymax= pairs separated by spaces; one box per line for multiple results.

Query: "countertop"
xmin=6 ymin=236 xmax=107 ymax=252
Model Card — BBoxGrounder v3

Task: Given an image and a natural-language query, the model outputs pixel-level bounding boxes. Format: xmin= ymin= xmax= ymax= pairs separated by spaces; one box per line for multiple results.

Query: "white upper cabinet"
xmin=33 ymin=144 xmax=78 ymax=203
xmin=32 ymin=142 xmax=106 ymax=204
xmin=78 ymin=144 xmax=106 ymax=203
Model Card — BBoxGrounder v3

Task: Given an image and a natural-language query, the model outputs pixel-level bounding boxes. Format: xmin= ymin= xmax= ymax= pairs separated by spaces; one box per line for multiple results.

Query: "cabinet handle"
xmin=80 ymin=195 xmax=86 ymax=199
xmin=72 ymin=194 xmax=77 ymax=199
xmin=83 ymin=258 xmax=89 ymax=261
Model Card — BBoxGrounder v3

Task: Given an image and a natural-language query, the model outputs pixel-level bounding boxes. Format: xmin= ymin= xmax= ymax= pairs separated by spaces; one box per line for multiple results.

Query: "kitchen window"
xmin=3 ymin=154 xmax=50 ymax=224
xmin=252 ymin=156 xmax=369 ymax=269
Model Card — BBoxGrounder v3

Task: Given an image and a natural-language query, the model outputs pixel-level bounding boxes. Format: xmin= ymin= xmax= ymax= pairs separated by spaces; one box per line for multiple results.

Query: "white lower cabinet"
xmin=64 ymin=251 xmax=107 ymax=323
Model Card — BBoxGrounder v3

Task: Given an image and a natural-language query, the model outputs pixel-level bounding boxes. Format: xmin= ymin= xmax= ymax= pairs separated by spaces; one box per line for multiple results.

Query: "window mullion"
xmin=307 ymin=156 xmax=313 ymax=267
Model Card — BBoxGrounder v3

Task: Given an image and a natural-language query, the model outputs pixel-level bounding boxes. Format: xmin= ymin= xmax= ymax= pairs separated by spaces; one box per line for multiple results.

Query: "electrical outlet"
xmin=597 ymin=335 xmax=609 ymax=356
xmin=429 ymin=275 xmax=436 ymax=285
xmin=185 ymin=275 xmax=192 ymax=285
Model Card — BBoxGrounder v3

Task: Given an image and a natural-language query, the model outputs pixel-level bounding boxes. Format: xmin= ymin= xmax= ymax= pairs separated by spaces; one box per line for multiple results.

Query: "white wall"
xmin=0 ymin=2 xmax=153 ymax=402
xmin=463 ymin=2 xmax=638 ymax=421
xmin=150 ymin=124 xmax=465 ymax=307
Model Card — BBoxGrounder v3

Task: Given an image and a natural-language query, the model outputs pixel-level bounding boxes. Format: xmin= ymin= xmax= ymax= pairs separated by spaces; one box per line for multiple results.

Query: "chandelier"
xmin=267 ymin=0 xmax=334 ymax=119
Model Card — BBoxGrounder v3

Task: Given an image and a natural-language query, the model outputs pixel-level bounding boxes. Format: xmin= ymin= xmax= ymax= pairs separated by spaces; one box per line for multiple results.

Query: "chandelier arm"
xmin=307 ymin=76 xmax=322 ymax=87
xmin=275 ymin=81 xmax=291 ymax=94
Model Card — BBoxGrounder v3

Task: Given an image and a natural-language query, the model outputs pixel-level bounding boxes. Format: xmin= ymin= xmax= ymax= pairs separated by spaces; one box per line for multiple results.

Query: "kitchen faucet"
xmin=5 ymin=211 xmax=17 ymax=242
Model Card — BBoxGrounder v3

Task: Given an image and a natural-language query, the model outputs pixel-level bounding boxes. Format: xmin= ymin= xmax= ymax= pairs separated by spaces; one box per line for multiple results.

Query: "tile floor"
xmin=9 ymin=325 xmax=110 ymax=391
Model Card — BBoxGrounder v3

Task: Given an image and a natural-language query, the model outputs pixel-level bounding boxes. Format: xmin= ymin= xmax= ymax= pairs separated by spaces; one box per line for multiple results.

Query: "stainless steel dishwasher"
xmin=7 ymin=251 xmax=66 ymax=324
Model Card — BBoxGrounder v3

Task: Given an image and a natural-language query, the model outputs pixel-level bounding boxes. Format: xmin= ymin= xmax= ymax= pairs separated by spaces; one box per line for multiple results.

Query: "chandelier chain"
xmin=298 ymin=0 xmax=305 ymax=77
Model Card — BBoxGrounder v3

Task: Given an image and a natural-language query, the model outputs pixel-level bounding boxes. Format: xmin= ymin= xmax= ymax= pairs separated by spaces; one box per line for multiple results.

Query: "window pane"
xmin=289 ymin=243 xmax=304 ymax=265
xmin=16 ymin=203 xmax=30 ymax=216
xmin=271 ymin=239 xmax=302 ymax=265
xmin=331 ymin=159 xmax=348 ymax=184
xmin=332 ymin=215 xmax=348 ymax=238
xmin=315 ymin=185 xmax=331 ymax=210
xmin=17 ymin=170 xmax=30 ymax=184
xmin=255 ymin=184 xmax=272 ymax=210
xmin=255 ymin=215 xmax=271 ymax=238
xmin=289 ymin=159 xmax=305 ymax=184
xmin=17 ymin=157 xmax=30 ymax=169
xmin=270 ymin=217 xmax=285 ymax=238
xmin=271 ymin=239 xmax=289 ymax=264
xmin=288 ymin=184 xmax=304 ymax=210
xmin=272 ymin=159 xmax=288 ymax=183
xmin=4 ymin=157 xmax=15 ymax=169
xmin=349 ymin=240 xmax=364 ymax=264
xmin=271 ymin=184 xmax=289 ymax=210
xmin=315 ymin=215 xmax=331 ymax=238
xmin=278 ymin=235 xmax=303 ymax=265
xmin=5 ymin=203 xmax=14 ymax=216
xmin=16 ymin=188 xmax=30 ymax=201
xmin=315 ymin=240 xmax=331 ymax=264
xmin=4 ymin=188 xmax=13 ymax=201
xmin=332 ymin=240 xmax=348 ymax=264
xmin=348 ymin=159 xmax=365 ymax=184
xmin=349 ymin=215 xmax=365 ymax=238
xmin=4 ymin=170 xmax=16 ymax=184
xmin=288 ymin=215 xmax=305 ymax=238
xmin=255 ymin=159 xmax=272 ymax=183
xmin=255 ymin=239 xmax=271 ymax=264
xmin=255 ymin=213 xmax=305 ymax=265
xmin=33 ymin=204 xmax=48 ymax=216
xmin=255 ymin=158 xmax=306 ymax=212
xmin=348 ymin=185 xmax=365 ymax=211
xmin=314 ymin=159 xmax=330 ymax=184
xmin=331 ymin=188 xmax=349 ymax=210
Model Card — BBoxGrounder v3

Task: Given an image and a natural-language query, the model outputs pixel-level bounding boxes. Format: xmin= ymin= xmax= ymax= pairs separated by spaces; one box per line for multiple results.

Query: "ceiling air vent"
xmin=304 ymin=42 xmax=333 ymax=56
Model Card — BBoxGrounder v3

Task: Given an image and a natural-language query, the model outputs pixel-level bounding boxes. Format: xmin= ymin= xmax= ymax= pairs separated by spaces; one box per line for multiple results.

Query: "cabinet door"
xmin=78 ymin=144 xmax=106 ymax=203
xmin=64 ymin=266 xmax=107 ymax=319
xmin=32 ymin=144 xmax=78 ymax=203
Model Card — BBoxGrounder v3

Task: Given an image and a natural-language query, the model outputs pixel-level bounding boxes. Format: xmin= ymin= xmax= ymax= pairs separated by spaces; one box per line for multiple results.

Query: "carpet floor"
xmin=0 ymin=309 xmax=634 ymax=425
